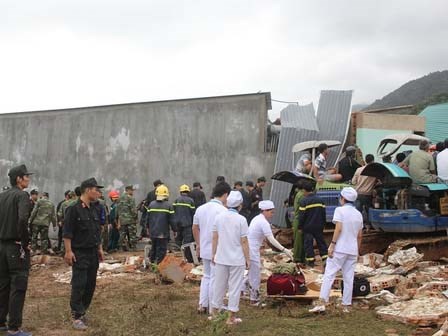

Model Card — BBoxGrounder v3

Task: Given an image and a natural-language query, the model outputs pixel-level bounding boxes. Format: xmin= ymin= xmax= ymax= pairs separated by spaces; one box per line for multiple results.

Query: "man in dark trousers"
xmin=189 ymin=182 xmax=206 ymax=209
xmin=298 ymin=180 xmax=328 ymax=267
xmin=147 ymin=185 xmax=176 ymax=264
xmin=0 ymin=164 xmax=33 ymax=336
xmin=63 ymin=178 xmax=104 ymax=331
xmin=173 ymin=184 xmax=196 ymax=262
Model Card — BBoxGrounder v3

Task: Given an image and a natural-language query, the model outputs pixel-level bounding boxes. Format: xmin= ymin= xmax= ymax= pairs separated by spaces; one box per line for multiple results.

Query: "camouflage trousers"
xmin=32 ymin=225 xmax=49 ymax=252
xmin=118 ymin=223 xmax=137 ymax=250
xmin=101 ymin=225 xmax=109 ymax=252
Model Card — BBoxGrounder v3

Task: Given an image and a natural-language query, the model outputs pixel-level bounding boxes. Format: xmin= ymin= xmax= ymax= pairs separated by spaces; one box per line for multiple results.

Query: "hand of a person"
xmin=196 ymin=245 xmax=200 ymax=257
xmin=246 ymin=259 xmax=251 ymax=270
xmin=98 ymin=249 xmax=104 ymax=262
xmin=328 ymin=244 xmax=335 ymax=258
xmin=212 ymin=254 xmax=215 ymax=265
xmin=64 ymin=251 xmax=76 ymax=266
xmin=284 ymin=249 xmax=294 ymax=261
xmin=58 ymin=222 xmax=62 ymax=227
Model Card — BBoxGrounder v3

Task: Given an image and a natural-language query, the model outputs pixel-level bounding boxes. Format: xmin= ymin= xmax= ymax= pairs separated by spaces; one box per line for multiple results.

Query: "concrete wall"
xmin=0 ymin=93 xmax=275 ymax=204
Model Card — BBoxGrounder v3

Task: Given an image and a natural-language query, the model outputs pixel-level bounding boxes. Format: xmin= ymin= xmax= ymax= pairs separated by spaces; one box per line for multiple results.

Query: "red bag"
xmin=267 ymin=272 xmax=307 ymax=295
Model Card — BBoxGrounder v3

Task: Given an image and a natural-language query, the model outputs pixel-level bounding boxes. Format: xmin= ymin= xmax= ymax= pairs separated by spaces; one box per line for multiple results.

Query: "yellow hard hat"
xmin=179 ymin=184 xmax=190 ymax=193
xmin=155 ymin=185 xmax=169 ymax=200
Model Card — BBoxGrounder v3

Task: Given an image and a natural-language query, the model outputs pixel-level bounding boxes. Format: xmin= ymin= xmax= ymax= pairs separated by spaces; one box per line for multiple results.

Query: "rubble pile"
xmin=53 ymin=256 xmax=146 ymax=284
xmin=348 ymin=246 xmax=448 ymax=328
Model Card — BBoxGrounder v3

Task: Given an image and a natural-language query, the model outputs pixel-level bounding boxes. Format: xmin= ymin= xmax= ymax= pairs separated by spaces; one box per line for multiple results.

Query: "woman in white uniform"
xmin=210 ymin=191 xmax=250 ymax=325
xmin=247 ymin=200 xmax=293 ymax=305
xmin=309 ymin=187 xmax=363 ymax=313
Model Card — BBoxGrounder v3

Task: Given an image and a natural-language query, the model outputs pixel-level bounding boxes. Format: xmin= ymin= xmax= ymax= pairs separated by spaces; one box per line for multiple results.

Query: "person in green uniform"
xmin=29 ymin=192 xmax=57 ymax=254
xmin=292 ymin=181 xmax=306 ymax=263
xmin=117 ymin=185 xmax=138 ymax=251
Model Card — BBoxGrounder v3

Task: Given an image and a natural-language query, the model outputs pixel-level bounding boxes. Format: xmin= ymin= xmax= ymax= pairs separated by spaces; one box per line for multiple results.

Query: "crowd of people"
xmin=2 ymin=137 xmax=445 ymax=333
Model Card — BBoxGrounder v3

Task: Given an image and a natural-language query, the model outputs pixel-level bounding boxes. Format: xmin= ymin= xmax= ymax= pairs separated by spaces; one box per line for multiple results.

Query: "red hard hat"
xmin=108 ymin=190 xmax=119 ymax=199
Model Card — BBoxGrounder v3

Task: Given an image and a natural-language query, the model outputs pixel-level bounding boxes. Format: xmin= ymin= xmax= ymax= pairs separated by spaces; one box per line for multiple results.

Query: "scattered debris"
xmin=158 ymin=255 xmax=193 ymax=284
xmin=376 ymin=297 xmax=448 ymax=327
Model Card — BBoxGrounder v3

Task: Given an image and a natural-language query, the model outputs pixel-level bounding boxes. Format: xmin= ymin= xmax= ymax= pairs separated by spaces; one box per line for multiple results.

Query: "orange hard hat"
xmin=108 ymin=190 xmax=120 ymax=199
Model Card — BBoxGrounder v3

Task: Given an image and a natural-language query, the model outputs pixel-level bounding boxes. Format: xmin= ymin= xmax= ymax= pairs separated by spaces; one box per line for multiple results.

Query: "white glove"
xmin=284 ymin=248 xmax=294 ymax=261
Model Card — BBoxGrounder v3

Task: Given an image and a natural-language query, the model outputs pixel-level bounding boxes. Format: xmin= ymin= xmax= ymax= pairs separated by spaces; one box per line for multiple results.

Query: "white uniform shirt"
xmin=193 ymin=199 xmax=227 ymax=260
xmin=332 ymin=204 xmax=363 ymax=256
xmin=437 ymin=149 xmax=448 ymax=180
xmin=248 ymin=214 xmax=273 ymax=261
xmin=212 ymin=209 xmax=248 ymax=266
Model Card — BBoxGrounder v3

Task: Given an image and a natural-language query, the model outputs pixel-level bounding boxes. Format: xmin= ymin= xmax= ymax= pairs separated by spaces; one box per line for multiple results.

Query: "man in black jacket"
xmin=147 ymin=185 xmax=176 ymax=264
xmin=63 ymin=178 xmax=104 ymax=331
xmin=173 ymin=185 xmax=195 ymax=262
xmin=298 ymin=180 xmax=328 ymax=267
xmin=0 ymin=164 xmax=33 ymax=336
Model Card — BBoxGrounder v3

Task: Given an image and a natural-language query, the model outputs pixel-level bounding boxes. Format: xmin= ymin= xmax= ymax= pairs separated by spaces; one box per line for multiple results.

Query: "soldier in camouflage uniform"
xmin=29 ymin=192 xmax=57 ymax=254
xmin=57 ymin=191 xmax=77 ymax=253
xmin=117 ymin=185 xmax=138 ymax=251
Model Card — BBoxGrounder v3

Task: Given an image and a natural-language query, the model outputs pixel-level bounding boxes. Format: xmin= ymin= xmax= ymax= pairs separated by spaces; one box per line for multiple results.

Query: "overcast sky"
xmin=1 ymin=0 xmax=447 ymax=119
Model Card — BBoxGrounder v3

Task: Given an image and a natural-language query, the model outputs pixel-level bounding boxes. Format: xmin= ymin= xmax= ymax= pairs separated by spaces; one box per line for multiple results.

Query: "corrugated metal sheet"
xmin=269 ymin=91 xmax=353 ymax=228
xmin=419 ymin=103 xmax=448 ymax=143
xmin=270 ymin=103 xmax=319 ymax=227
xmin=316 ymin=90 xmax=353 ymax=166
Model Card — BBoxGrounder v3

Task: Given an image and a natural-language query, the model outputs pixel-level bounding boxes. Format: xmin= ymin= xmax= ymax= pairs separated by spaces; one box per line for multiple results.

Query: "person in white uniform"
xmin=247 ymin=200 xmax=293 ymax=305
xmin=210 ymin=191 xmax=250 ymax=325
xmin=309 ymin=187 xmax=363 ymax=313
xmin=192 ymin=182 xmax=231 ymax=314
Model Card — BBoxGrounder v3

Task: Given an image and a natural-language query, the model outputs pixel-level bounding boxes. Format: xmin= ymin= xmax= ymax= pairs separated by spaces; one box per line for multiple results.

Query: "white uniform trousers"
xmin=320 ymin=252 xmax=357 ymax=306
xmin=199 ymin=258 xmax=215 ymax=311
xmin=247 ymin=258 xmax=261 ymax=302
xmin=212 ymin=264 xmax=245 ymax=312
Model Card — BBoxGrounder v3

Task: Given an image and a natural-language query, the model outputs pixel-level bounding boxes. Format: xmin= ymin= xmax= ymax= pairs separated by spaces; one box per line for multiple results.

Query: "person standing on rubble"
xmin=0 ymin=165 xmax=33 ymax=336
xmin=147 ymin=185 xmax=176 ymax=264
xmin=63 ymin=178 xmax=104 ymax=330
xmin=309 ymin=187 xmax=363 ymax=314
xmin=298 ymin=180 xmax=328 ymax=267
xmin=247 ymin=200 xmax=293 ymax=306
xmin=193 ymin=182 xmax=230 ymax=314
xmin=117 ymin=185 xmax=138 ymax=251
xmin=107 ymin=190 xmax=120 ymax=252
xmin=210 ymin=191 xmax=250 ymax=325
xmin=56 ymin=190 xmax=72 ymax=253
xmin=173 ymin=185 xmax=195 ymax=262
xmin=29 ymin=192 xmax=57 ymax=255
xmin=292 ymin=180 xmax=306 ymax=263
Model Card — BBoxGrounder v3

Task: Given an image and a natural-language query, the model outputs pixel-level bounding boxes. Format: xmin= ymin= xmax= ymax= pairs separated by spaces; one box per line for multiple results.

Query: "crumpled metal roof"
xmin=269 ymin=103 xmax=319 ymax=227
xmin=316 ymin=90 xmax=353 ymax=166
xmin=269 ymin=91 xmax=353 ymax=228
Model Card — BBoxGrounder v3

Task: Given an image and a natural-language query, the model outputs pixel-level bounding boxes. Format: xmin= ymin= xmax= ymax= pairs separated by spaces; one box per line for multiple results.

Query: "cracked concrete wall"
xmin=0 ymin=93 xmax=275 ymax=204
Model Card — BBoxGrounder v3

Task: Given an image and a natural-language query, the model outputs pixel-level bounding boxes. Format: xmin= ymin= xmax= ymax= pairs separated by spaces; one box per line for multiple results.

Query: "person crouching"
xmin=147 ymin=185 xmax=176 ymax=264
xmin=309 ymin=187 xmax=363 ymax=313
xmin=210 ymin=191 xmax=250 ymax=325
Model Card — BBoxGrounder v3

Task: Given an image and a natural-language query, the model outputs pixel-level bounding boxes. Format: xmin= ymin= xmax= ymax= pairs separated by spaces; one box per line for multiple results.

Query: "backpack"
xmin=341 ymin=276 xmax=370 ymax=297
xmin=267 ymin=266 xmax=307 ymax=295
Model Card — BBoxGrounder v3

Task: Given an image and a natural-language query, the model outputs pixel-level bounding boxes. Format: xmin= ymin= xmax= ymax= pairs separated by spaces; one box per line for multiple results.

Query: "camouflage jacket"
xmin=29 ymin=198 xmax=57 ymax=227
xmin=117 ymin=193 xmax=138 ymax=225
xmin=57 ymin=198 xmax=77 ymax=224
